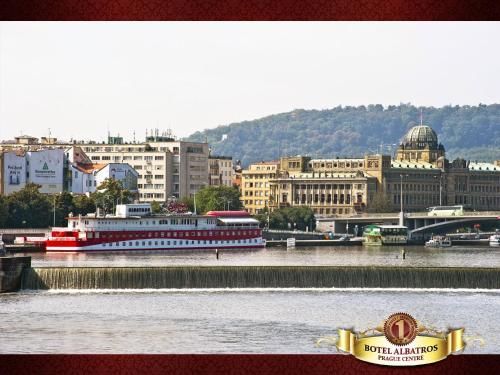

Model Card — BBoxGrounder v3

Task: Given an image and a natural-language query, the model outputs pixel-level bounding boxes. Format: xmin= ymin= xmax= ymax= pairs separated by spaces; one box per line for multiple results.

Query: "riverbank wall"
xmin=21 ymin=265 xmax=500 ymax=290
xmin=0 ymin=256 xmax=31 ymax=292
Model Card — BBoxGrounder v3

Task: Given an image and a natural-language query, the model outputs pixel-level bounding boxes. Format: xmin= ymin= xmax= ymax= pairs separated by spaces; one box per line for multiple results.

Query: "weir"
xmin=21 ymin=266 xmax=500 ymax=290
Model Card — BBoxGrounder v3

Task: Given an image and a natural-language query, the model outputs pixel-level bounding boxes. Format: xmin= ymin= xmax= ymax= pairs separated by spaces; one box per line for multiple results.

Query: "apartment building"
xmin=0 ymin=133 xmax=209 ymax=202
xmin=208 ymin=155 xmax=233 ymax=187
xmin=240 ymin=161 xmax=279 ymax=214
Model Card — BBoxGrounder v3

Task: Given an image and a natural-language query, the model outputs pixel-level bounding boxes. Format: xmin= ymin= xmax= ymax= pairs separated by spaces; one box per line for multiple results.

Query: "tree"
xmin=268 ymin=206 xmax=316 ymax=231
xmin=91 ymin=179 xmax=132 ymax=214
xmin=150 ymin=201 xmax=162 ymax=214
xmin=193 ymin=186 xmax=242 ymax=214
xmin=0 ymin=195 xmax=8 ymax=228
xmin=367 ymin=191 xmax=395 ymax=213
xmin=73 ymin=194 xmax=96 ymax=216
xmin=7 ymin=183 xmax=52 ymax=228
xmin=52 ymin=191 xmax=75 ymax=226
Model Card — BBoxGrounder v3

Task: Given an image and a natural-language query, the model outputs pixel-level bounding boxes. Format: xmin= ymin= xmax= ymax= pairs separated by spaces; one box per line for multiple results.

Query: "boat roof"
xmin=205 ymin=211 xmax=250 ymax=218
xmin=217 ymin=217 xmax=259 ymax=225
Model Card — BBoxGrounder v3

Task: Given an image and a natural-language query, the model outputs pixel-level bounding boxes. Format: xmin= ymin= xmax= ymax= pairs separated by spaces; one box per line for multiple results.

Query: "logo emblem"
xmin=43 ymin=162 xmax=49 ymax=170
xmin=384 ymin=312 xmax=418 ymax=345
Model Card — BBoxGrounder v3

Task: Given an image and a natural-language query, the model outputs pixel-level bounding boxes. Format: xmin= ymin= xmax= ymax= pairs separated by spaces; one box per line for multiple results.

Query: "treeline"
xmin=254 ymin=206 xmax=316 ymax=231
xmin=185 ymin=104 xmax=500 ymax=166
xmin=0 ymin=180 xmax=131 ymax=228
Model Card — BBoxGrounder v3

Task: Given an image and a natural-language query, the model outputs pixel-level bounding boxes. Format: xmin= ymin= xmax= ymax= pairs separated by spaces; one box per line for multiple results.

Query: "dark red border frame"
xmin=2 ymin=1 xmax=500 ymax=374
xmin=1 ymin=0 xmax=500 ymax=20
xmin=1 ymin=354 xmax=499 ymax=375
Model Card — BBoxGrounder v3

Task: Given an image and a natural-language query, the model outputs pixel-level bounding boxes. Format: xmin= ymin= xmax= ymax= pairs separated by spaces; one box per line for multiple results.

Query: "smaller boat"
xmin=425 ymin=235 xmax=452 ymax=248
xmin=489 ymin=235 xmax=500 ymax=247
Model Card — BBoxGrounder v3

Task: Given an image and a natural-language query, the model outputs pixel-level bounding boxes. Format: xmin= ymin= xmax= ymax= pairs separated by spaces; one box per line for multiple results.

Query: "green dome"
xmin=402 ymin=125 xmax=438 ymax=149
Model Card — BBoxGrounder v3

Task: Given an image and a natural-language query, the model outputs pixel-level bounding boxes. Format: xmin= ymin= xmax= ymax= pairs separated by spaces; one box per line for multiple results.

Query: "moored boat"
xmin=45 ymin=203 xmax=264 ymax=252
xmin=489 ymin=235 xmax=500 ymax=247
xmin=425 ymin=235 xmax=452 ymax=248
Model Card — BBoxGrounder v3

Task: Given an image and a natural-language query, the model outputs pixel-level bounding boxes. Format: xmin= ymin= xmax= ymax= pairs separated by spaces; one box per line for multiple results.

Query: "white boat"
xmin=489 ymin=235 xmax=500 ymax=247
xmin=425 ymin=235 xmax=452 ymax=248
xmin=45 ymin=203 xmax=265 ymax=252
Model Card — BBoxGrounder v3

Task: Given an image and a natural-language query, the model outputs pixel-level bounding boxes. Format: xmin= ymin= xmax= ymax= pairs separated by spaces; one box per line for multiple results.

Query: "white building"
xmin=1 ymin=133 xmax=209 ymax=202
xmin=0 ymin=151 xmax=27 ymax=195
xmin=26 ymin=149 xmax=65 ymax=194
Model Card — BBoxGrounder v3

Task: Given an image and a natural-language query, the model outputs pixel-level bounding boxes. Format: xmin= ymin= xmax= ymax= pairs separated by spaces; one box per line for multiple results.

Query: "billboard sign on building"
xmin=27 ymin=149 xmax=64 ymax=193
xmin=2 ymin=152 xmax=27 ymax=194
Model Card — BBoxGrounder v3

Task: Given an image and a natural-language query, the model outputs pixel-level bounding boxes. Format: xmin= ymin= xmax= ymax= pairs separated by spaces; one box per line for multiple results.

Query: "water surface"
xmin=21 ymin=245 xmax=500 ymax=268
xmin=1 ymin=289 xmax=497 ymax=353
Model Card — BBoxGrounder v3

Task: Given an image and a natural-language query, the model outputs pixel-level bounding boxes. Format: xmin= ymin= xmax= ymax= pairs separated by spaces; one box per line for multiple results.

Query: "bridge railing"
xmin=0 ymin=228 xmax=51 ymax=234
xmin=317 ymin=211 xmax=499 ymax=220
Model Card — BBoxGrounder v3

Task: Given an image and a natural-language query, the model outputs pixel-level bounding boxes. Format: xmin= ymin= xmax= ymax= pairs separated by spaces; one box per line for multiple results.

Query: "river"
xmin=23 ymin=244 xmax=500 ymax=268
xmin=2 ymin=245 xmax=499 ymax=353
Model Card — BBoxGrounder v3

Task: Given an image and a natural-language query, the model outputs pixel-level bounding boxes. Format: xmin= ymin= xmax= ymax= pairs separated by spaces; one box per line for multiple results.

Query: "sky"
xmin=0 ymin=22 xmax=499 ymax=143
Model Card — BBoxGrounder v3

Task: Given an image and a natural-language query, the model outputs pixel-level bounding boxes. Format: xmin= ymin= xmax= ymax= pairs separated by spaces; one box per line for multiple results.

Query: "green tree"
xmin=193 ymin=186 xmax=242 ymax=214
xmin=151 ymin=200 xmax=162 ymax=214
xmin=268 ymin=206 xmax=316 ymax=231
xmin=73 ymin=194 xmax=96 ymax=216
xmin=179 ymin=196 xmax=194 ymax=212
xmin=367 ymin=191 xmax=395 ymax=213
xmin=91 ymin=179 xmax=132 ymax=214
xmin=7 ymin=183 xmax=52 ymax=228
xmin=0 ymin=195 xmax=8 ymax=228
xmin=52 ymin=191 xmax=76 ymax=226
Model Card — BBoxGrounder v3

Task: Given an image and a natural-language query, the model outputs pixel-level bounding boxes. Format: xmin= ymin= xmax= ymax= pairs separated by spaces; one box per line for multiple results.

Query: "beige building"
xmin=241 ymin=161 xmax=279 ymax=214
xmin=241 ymin=124 xmax=500 ymax=215
xmin=208 ymin=155 xmax=233 ymax=187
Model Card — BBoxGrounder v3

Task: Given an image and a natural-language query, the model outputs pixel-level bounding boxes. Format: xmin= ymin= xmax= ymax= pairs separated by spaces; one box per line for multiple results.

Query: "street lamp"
xmin=193 ymin=182 xmax=208 ymax=215
xmin=433 ymin=174 xmax=443 ymax=206
xmin=399 ymin=174 xmax=409 ymax=226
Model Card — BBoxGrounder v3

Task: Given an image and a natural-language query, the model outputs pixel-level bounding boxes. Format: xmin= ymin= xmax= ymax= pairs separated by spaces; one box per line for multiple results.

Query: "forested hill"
xmin=184 ymin=104 xmax=500 ymax=166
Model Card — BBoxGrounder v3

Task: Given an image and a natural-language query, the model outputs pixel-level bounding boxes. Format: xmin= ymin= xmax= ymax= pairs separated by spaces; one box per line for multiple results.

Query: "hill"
xmin=184 ymin=104 xmax=500 ymax=166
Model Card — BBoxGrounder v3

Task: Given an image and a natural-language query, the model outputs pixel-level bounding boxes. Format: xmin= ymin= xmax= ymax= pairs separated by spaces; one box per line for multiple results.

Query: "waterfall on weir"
xmin=20 ymin=266 xmax=500 ymax=290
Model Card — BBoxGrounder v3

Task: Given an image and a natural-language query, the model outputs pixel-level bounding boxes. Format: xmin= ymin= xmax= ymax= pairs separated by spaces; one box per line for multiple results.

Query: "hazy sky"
xmin=1 ymin=22 xmax=499 ymax=143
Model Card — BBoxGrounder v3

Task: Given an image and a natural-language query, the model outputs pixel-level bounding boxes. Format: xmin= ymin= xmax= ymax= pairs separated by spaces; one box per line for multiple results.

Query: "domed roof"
xmin=402 ymin=125 xmax=438 ymax=149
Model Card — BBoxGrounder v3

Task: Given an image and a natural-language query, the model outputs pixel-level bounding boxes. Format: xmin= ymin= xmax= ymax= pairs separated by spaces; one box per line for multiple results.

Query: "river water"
xmin=2 ymin=245 xmax=499 ymax=353
xmin=1 ymin=288 xmax=498 ymax=353
xmin=24 ymin=245 xmax=500 ymax=268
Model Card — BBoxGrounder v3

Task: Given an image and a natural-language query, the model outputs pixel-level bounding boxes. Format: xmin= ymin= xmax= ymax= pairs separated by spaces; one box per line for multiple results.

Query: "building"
xmin=0 ymin=150 xmax=27 ymax=195
xmin=1 ymin=131 xmax=209 ymax=202
xmin=0 ymin=148 xmax=65 ymax=194
xmin=240 ymin=161 xmax=279 ymax=214
xmin=0 ymin=145 xmax=138 ymax=197
xmin=269 ymin=156 xmax=379 ymax=215
xmin=241 ymin=124 xmax=500 ymax=215
xmin=208 ymin=155 xmax=233 ymax=187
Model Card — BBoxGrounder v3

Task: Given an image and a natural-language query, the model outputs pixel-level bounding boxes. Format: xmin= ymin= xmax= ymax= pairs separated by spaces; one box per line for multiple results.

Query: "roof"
xmin=72 ymin=163 xmax=107 ymax=173
xmin=402 ymin=125 xmax=438 ymax=144
xmin=469 ymin=162 xmax=500 ymax=172
xmin=284 ymin=172 xmax=370 ymax=180
xmin=206 ymin=211 xmax=250 ymax=218
xmin=217 ymin=217 xmax=259 ymax=225
xmin=391 ymin=161 xmax=439 ymax=170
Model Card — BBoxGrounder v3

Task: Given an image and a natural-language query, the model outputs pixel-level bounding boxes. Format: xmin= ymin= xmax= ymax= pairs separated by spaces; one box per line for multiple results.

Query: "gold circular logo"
xmin=384 ymin=312 xmax=418 ymax=346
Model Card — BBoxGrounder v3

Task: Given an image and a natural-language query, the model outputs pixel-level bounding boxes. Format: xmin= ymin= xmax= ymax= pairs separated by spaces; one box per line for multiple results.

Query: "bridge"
xmin=315 ymin=212 xmax=500 ymax=239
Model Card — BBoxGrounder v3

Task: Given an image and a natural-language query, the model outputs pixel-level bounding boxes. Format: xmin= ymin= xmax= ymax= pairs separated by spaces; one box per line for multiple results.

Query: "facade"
xmin=26 ymin=149 xmax=65 ymax=194
xmin=240 ymin=161 xmax=279 ymax=214
xmin=241 ymin=124 xmax=500 ymax=215
xmin=82 ymin=138 xmax=208 ymax=201
xmin=0 ymin=151 xmax=27 ymax=195
xmin=208 ymin=155 xmax=233 ymax=187
xmin=0 ymin=148 xmax=65 ymax=195
xmin=1 ymin=133 xmax=209 ymax=202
